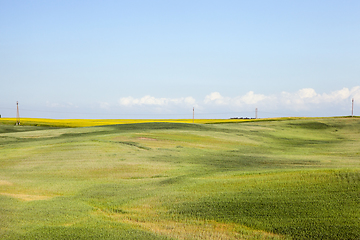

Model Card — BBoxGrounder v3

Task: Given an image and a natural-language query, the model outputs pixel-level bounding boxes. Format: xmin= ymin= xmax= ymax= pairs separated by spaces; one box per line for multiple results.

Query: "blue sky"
xmin=1 ymin=0 xmax=359 ymax=119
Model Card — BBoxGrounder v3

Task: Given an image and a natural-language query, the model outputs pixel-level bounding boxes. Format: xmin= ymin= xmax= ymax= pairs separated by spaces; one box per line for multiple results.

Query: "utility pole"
xmin=193 ymin=107 xmax=194 ymax=123
xmin=16 ymin=101 xmax=20 ymax=125
xmin=255 ymin=108 xmax=258 ymax=119
xmin=352 ymin=98 xmax=354 ymax=117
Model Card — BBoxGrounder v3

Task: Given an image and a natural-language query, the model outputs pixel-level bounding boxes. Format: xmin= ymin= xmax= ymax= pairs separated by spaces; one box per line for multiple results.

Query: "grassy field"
xmin=0 ymin=117 xmax=359 ymax=239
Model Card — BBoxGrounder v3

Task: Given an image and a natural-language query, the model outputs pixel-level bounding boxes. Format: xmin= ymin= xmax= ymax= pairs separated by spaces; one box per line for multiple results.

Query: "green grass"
xmin=0 ymin=117 xmax=359 ymax=239
xmin=172 ymin=170 xmax=360 ymax=239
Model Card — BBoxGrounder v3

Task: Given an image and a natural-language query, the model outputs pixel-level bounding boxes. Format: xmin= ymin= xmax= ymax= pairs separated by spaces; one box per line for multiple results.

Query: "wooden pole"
xmin=16 ymin=101 xmax=20 ymax=125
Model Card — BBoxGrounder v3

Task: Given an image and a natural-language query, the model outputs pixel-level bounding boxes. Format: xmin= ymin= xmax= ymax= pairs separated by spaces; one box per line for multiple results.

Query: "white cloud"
xmin=203 ymin=86 xmax=360 ymax=113
xmin=184 ymin=97 xmax=196 ymax=105
xmin=204 ymin=92 xmax=229 ymax=105
xmin=238 ymin=91 xmax=268 ymax=105
xmin=298 ymin=88 xmax=317 ymax=99
xmin=320 ymin=88 xmax=351 ymax=102
xmin=351 ymin=86 xmax=360 ymax=103
xmin=119 ymin=95 xmax=197 ymax=107
xmin=46 ymin=101 xmax=77 ymax=108
xmin=116 ymin=86 xmax=359 ymax=117
xmin=205 ymin=91 xmax=270 ymax=107
xmin=277 ymin=87 xmax=360 ymax=111
xmin=204 ymin=92 xmax=222 ymax=102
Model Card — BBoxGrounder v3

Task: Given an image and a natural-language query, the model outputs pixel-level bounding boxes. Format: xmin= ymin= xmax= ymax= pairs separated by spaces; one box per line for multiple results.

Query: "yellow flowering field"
xmin=0 ymin=117 xmax=296 ymax=128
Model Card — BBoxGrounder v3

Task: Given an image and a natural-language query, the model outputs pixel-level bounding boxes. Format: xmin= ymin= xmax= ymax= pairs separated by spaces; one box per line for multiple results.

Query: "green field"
xmin=0 ymin=117 xmax=359 ymax=239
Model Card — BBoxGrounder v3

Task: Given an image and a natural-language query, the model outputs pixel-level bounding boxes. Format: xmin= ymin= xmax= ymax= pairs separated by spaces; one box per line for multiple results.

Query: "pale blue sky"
xmin=1 ymin=0 xmax=359 ymax=118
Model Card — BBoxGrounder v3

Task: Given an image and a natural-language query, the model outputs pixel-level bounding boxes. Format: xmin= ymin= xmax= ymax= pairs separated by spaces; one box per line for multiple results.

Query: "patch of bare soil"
xmin=0 ymin=192 xmax=54 ymax=201
xmin=0 ymin=180 xmax=13 ymax=186
xmin=138 ymin=137 xmax=157 ymax=141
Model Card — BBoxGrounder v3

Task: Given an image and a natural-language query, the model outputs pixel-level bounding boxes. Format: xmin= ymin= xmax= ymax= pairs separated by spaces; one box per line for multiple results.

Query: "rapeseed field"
xmin=0 ymin=117 xmax=304 ymax=128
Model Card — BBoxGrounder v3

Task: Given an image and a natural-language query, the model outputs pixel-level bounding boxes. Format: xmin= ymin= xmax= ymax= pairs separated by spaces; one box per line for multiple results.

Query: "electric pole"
xmin=16 ymin=101 xmax=20 ymax=125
